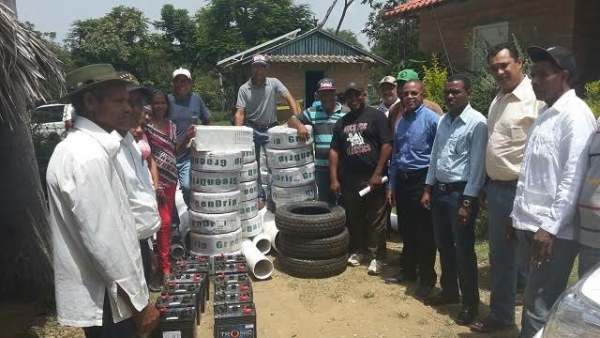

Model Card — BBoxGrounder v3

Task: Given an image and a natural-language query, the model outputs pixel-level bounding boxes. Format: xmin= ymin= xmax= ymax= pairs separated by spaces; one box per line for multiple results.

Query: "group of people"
xmin=46 ymin=42 xmax=599 ymax=338
xmin=317 ymin=43 xmax=599 ymax=338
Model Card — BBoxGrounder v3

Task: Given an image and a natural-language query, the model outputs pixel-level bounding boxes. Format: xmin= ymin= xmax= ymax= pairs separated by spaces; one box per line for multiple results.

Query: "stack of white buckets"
xmin=187 ymin=126 xmax=274 ymax=280
xmin=266 ymin=125 xmax=316 ymax=209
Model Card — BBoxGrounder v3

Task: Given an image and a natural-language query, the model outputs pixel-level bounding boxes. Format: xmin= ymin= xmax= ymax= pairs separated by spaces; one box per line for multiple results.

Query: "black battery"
xmin=214 ymin=273 xmax=251 ymax=286
xmin=214 ymin=303 xmax=257 ymax=338
xmin=153 ymin=306 xmax=197 ymax=338
xmin=213 ymin=290 xmax=253 ymax=306
xmin=164 ymin=275 xmax=207 ymax=313
xmin=174 ymin=259 xmax=210 ymax=275
xmin=212 ymin=254 xmax=246 ymax=273
xmin=214 ymin=281 xmax=253 ymax=295
xmin=155 ymin=293 xmax=199 ymax=323
xmin=213 ymin=262 xmax=250 ymax=275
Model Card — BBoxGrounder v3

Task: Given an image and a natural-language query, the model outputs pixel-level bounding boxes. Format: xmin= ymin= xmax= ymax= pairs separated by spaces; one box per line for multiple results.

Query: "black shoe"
xmin=415 ymin=285 xmax=434 ymax=299
xmin=423 ymin=292 xmax=460 ymax=306
xmin=455 ymin=305 xmax=479 ymax=326
xmin=384 ymin=272 xmax=417 ymax=284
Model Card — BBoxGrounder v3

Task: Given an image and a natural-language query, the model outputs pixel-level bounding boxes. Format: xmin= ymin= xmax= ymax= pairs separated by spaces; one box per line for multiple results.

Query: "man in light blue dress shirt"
xmin=421 ymin=74 xmax=487 ymax=326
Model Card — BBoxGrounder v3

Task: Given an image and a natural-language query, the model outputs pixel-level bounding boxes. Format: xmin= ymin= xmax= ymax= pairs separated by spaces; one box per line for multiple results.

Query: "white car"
xmin=31 ymin=103 xmax=66 ymax=137
xmin=534 ymin=263 xmax=600 ymax=337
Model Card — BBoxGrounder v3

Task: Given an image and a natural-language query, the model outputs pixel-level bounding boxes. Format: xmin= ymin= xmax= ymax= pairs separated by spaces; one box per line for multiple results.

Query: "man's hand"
xmin=421 ymin=189 xmax=432 ymax=210
xmin=457 ymin=205 xmax=471 ymax=226
xmin=479 ymin=189 xmax=487 ymax=210
xmin=386 ymin=188 xmax=395 ymax=207
xmin=185 ymin=125 xmax=195 ymax=141
xmin=296 ymin=124 xmax=310 ymax=141
xmin=532 ymin=228 xmax=555 ymax=267
xmin=133 ymin=303 xmax=160 ymax=334
xmin=367 ymin=173 xmax=384 ymax=191
xmin=330 ymin=179 xmax=341 ymax=197
xmin=155 ymin=187 xmax=165 ymax=205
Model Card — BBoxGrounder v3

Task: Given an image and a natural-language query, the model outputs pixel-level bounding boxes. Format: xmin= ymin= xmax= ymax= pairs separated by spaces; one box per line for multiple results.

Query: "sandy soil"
xmin=15 ymin=234 xmax=522 ymax=338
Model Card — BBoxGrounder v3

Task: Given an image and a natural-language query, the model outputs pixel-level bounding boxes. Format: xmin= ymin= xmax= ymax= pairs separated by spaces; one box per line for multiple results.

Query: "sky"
xmin=16 ymin=0 xmax=373 ymax=48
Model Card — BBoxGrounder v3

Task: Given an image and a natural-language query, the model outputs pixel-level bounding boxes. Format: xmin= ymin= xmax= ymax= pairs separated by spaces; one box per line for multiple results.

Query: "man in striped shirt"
xmin=289 ymin=78 xmax=347 ymax=204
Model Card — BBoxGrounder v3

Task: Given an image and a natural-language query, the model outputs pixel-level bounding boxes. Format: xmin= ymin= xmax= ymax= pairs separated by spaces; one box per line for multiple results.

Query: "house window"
xmin=471 ymin=22 xmax=509 ymax=70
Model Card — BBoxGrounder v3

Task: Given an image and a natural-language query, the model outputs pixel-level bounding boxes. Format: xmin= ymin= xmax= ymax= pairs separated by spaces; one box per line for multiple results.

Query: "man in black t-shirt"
xmin=330 ymin=83 xmax=393 ymax=276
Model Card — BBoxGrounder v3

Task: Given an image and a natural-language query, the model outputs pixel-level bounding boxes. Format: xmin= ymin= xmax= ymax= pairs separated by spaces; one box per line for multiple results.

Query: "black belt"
xmin=246 ymin=120 xmax=278 ymax=132
xmin=435 ymin=181 xmax=467 ymax=192
xmin=489 ymin=179 xmax=518 ymax=188
xmin=397 ymin=168 xmax=428 ymax=180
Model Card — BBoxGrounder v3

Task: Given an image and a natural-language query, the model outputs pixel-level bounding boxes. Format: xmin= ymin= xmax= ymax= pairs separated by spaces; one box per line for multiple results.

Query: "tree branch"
xmin=335 ymin=0 xmax=355 ymax=34
xmin=318 ymin=0 xmax=339 ymax=29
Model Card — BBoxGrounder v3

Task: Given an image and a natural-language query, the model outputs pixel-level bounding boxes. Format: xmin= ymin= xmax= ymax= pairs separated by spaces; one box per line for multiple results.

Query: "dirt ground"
xmin=10 ymin=233 xmax=523 ymax=338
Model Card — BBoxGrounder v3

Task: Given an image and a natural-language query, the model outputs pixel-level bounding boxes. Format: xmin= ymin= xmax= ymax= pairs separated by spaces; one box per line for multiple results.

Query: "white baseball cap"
xmin=172 ymin=68 xmax=192 ymax=80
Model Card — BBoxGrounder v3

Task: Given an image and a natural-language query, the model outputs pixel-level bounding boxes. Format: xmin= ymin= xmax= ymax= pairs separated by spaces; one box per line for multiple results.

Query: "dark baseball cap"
xmin=344 ymin=82 xmax=364 ymax=94
xmin=317 ymin=78 xmax=336 ymax=92
xmin=527 ymin=46 xmax=577 ymax=78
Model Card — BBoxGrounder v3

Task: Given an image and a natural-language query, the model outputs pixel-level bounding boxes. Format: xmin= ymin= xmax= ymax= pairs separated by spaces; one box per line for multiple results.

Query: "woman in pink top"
xmin=146 ymin=89 xmax=179 ymax=284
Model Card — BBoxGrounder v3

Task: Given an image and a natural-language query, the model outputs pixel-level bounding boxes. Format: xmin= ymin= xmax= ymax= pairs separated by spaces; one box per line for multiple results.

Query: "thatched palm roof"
xmin=0 ymin=3 xmax=64 ymax=129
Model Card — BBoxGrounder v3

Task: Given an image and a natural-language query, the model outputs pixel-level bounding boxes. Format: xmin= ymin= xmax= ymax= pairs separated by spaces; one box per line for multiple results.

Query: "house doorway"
xmin=305 ymin=70 xmax=324 ymax=108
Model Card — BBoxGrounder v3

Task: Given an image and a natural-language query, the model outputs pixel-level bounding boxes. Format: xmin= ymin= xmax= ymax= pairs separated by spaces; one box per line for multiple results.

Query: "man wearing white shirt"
xmin=46 ymin=64 xmax=159 ymax=337
xmin=111 ymin=71 xmax=161 ymax=288
xmin=511 ymin=46 xmax=596 ymax=338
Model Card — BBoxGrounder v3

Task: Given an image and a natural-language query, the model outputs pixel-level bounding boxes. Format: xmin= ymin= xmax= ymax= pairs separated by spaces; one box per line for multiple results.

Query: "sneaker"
xmin=347 ymin=253 xmax=361 ymax=267
xmin=367 ymin=259 xmax=383 ymax=275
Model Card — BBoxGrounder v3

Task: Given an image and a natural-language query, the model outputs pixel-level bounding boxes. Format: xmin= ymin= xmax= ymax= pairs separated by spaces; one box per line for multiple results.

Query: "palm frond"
xmin=0 ymin=3 xmax=64 ymax=129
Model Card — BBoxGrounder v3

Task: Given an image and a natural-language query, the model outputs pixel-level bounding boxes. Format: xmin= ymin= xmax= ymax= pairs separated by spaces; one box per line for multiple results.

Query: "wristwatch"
xmin=462 ymin=196 xmax=474 ymax=208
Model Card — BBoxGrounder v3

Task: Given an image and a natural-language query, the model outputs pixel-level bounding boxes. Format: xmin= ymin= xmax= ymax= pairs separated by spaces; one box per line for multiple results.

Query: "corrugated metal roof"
xmin=268 ymin=55 xmax=376 ymax=63
xmin=381 ymin=0 xmax=449 ymax=20
xmin=269 ymin=32 xmax=361 ymax=56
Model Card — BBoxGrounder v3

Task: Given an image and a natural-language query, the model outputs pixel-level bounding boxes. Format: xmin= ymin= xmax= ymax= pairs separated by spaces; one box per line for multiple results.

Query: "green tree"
xmin=325 ymin=27 xmax=364 ymax=49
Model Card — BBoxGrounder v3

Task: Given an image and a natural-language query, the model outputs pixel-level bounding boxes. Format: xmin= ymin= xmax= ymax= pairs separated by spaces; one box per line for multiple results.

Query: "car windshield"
xmin=32 ymin=105 xmax=64 ymax=124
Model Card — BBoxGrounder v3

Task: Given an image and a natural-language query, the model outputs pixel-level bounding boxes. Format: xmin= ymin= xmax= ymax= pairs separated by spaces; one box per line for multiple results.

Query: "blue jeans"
xmin=516 ymin=229 xmax=578 ymax=338
xmin=486 ymin=181 xmax=529 ymax=324
xmin=431 ymin=189 xmax=480 ymax=306
xmin=253 ymin=129 xmax=270 ymax=201
xmin=176 ymin=156 xmax=191 ymax=207
xmin=579 ymin=244 xmax=600 ymax=278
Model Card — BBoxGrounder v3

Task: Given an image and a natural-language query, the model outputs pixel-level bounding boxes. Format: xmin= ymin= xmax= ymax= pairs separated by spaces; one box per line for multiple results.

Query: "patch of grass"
xmin=417 ymin=318 xmax=429 ymax=325
xmin=396 ymin=311 xmax=409 ymax=319
xmin=363 ymin=291 xmax=375 ymax=299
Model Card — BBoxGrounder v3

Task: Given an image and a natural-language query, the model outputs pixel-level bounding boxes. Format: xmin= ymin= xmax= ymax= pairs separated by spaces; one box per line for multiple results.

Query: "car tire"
xmin=277 ymin=227 xmax=349 ymax=260
xmin=275 ymin=201 xmax=345 ymax=238
xmin=278 ymin=254 xmax=348 ymax=279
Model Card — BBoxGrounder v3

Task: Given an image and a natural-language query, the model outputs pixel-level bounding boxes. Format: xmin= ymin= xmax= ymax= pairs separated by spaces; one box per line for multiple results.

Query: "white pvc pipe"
xmin=252 ymin=232 xmax=271 ymax=255
xmin=260 ymin=208 xmax=279 ymax=252
xmin=390 ymin=212 xmax=399 ymax=233
xmin=241 ymin=239 xmax=274 ymax=280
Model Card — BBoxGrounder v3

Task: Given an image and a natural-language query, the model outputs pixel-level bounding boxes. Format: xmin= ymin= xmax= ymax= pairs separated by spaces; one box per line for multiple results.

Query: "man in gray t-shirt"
xmin=234 ymin=54 xmax=307 ymax=209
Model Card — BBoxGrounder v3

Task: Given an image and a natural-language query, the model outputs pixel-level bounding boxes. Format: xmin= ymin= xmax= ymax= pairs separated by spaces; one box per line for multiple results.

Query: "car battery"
xmin=213 ymin=290 xmax=253 ymax=306
xmin=213 ymin=261 xmax=250 ymax=275
xmin=214 ymin=273 xmax=251 ymax=286
xmin=174 ymin=259 xmax=210 ymax=275
xmin=214 ymin=281 xmax=253 ymax=295
xmin=155 ymin=293 xmax=200 ymax=323
xmin=164 ymin=274 xmax=207 ymax=313
xmin=153 ymin=306 xmax=197 ymax=338
xmin=212 ymin=253 xmax=247 ymax=272
xmin=214 ymin=303 xmax=257 ymax=338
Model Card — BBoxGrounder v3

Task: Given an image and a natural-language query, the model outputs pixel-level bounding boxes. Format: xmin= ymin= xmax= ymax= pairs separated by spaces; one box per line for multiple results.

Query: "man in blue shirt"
xmin=168 ymin=68 xmax=211 ymax=206
xmin=386 ymin=79 xmax=439 ymax=299
xmin=290 ymin=78 xmax=346 ymax=204
xmin=421 ymin=75 xmax=487 ymax=326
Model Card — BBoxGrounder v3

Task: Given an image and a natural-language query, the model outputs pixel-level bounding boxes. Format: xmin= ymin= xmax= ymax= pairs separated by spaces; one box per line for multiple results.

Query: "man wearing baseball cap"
xmin=169 ymin=67 xmax=211 ymax=207
xmin=47 ymin=64 xmax=159 ymax=336
xmin=389 ymin=69 xmax=444 ymax=128
xmin=235 ymin=54 xmax=306 ymax=209
xmin=377 ymin=75 xmax=400 ymax=117
xmin=330 ymin=82 xmax=393 ymax=275
xmin=288 ymin=78 xmax=347 ymax=204
xmin=511 ymin=46 xmax=596 ymax=338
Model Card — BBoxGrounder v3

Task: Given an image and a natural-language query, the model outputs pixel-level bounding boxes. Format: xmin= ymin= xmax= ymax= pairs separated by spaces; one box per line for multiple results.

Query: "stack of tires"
xmin=266 ymin=125 xmax=316 ymax=211
xmin=275 ymin=201 xmax=349 ymax=278
xmin=188 ymin=150 xmax=244 ymax=257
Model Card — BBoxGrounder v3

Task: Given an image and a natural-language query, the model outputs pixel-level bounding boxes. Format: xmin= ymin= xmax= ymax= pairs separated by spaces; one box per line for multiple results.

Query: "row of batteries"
xmin=154 ymin=254 xmax=257 ymax=338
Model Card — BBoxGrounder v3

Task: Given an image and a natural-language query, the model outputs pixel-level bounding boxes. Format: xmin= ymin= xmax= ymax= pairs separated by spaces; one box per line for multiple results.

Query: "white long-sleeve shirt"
xmin=112 ymin=131 xmax=161 ymax=239
xmin=47 ymin=117 xmax=149 ymax=327
xmin=511 ymin=90 xmax=596 ymax=240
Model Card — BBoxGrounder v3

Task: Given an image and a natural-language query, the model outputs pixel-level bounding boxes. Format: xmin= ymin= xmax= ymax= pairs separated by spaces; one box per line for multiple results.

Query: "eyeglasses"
xmin=402 ymin=91 xmax=422 ymax=97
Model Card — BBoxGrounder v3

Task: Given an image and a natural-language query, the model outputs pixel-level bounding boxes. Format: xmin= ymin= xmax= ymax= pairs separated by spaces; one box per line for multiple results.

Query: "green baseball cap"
xmin=396 ymin=69 xmax=420 ymax=82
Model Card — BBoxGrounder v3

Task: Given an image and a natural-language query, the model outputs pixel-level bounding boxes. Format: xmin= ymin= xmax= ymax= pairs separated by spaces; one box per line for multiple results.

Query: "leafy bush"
xmin=584 ymin=80 xmax=600 ymax=118
xmin=421 ymin=53 xmax=448 ymax=110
